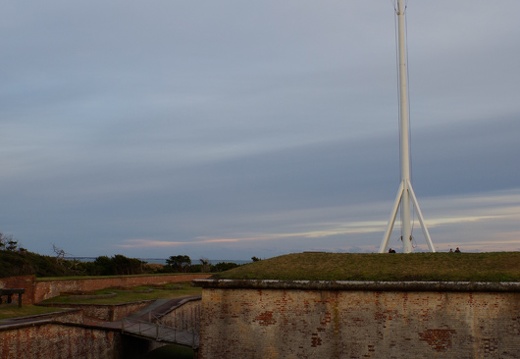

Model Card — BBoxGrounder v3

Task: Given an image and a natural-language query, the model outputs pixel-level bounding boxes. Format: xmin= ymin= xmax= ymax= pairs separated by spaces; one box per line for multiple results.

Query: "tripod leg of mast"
xmin=379 ymin=181 xmax=404 ymax=253
xmin=406 ymin=180 xmax=436 ymax=252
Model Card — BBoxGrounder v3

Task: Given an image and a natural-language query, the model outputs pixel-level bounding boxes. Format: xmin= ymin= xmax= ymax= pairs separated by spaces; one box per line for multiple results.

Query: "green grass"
xmin=41 ymin=282 xmax=201 ymax=305
xmin=1 ymin=282 xmax=201 ymax=320
xmin=212 ymin=252 xmax=520 ymax=282
xmin=36 ymin=272 xmax=192 ymax=281
xmin=0 ymin=305 xmax=68 ymax=320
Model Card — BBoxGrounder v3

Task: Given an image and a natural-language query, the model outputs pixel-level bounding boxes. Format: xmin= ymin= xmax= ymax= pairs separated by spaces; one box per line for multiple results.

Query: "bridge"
xmin=96 ymin=295 xmax=201 ymax=349
xmin=121 ymin=316 xmax=199 ymax=348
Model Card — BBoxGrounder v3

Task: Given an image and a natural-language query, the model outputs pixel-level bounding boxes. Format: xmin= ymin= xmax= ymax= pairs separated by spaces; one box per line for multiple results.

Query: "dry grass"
xmin=213 ymin=252 xmax=520 ymax=282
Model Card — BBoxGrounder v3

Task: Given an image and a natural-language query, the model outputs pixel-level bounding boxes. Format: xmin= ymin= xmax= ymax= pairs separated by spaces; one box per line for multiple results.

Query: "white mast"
xmin=379 ymin=0 xmax=435 ymax=253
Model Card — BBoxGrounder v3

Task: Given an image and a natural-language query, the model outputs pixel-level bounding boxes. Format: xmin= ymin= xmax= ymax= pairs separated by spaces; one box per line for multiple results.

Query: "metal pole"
xmin=396 ymin=0 xmax=412 ymax=253
xmin=380 ymin=0 xmax=435 ymax=253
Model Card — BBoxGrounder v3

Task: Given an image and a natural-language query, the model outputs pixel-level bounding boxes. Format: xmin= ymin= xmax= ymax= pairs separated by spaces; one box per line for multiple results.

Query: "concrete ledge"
xmin=193 ymin=279 xmax=520 ymax=292
xmin=0 ymin=309 xmax=83 ymax=330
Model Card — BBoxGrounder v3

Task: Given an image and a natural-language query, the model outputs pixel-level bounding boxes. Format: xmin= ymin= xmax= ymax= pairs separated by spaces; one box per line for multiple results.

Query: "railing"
xmin=121 ymin=316 xmax=199 ymax=348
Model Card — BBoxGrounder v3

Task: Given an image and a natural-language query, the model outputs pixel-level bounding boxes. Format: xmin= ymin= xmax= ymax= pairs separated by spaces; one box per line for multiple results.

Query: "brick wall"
xmin=1 ymin=274 xmax=209 ymax=304
xmin=0 ymin=322 xmax=121 ymax=359
xmin=34 ymin=274 xmax=209 ymax=303
xmin=43 ymin=301 xmax=153 ymax=321
xmin=159 ymin=297 xmax=201 ymax=332
xmin=196 ymin=280 xmax=520 ymax=359
xmin=0 ymin=275 xmax=35 ymax=305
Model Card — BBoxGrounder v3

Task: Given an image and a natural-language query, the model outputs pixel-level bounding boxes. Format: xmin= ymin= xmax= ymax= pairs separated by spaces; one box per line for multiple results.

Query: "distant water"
xmin=65 ymin=257 xmax=250 ymax=265
xmin=143 ymin=258 xmax=251 ymax=265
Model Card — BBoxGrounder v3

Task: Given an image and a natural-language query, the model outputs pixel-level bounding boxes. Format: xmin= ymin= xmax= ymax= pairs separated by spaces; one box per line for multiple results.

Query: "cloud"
xmin=111 ymin=188 xmax=520 ymax=257
xmin=117 ymin=239 xmax=188 ymax=249
xmin=1 ymin=1 xmax=519 ymax=259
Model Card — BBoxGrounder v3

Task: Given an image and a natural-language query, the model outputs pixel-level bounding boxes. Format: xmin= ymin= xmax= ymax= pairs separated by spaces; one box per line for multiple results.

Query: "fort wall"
xmin=0 ymin=274 xmax=209 ymax=304
xmin=0 ymin=281 xmax=206 ymax=359
xmin=196 ymin=280 xmax=520 ymax=359
xmin=0 ymin=302 xmax=177 ymax=358
xmin=42 ymin=300 xmax=153 ymax=321
xmin=0 ymin=322 xmax=121 ymax=359
xmin=159 ymin=297 xmax=201 ymax=332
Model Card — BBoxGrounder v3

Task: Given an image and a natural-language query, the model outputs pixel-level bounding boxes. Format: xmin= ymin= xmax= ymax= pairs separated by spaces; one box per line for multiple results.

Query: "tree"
xmin=6 ymin=240 xmax=18 ymax=251
xmin=52 ymin=244 xmax=67 ymax=263
xmin=251 ymin=256 xmax=261 ymax=262
xmin=112 ymin=254 xmax=144 ymax=275
xmin=0 ymin=232 xmax=17 ymax=251
xmin=166 ymin=255 xmax=191 ymax=272
xmin=92 ymin=256 xmax=113 ymax=275
xmin=212 ymin=262 xmax=240 ymax=272
xmin=200 ymin=257 xmax=211 ymax=273
xmin=89 ymin=255 xmax=144 ymax=275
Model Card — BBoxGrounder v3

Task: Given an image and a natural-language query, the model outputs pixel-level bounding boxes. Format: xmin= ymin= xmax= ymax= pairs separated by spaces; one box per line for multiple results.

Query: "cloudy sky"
xmin=1 ymin=0 xmax=519 ymax=260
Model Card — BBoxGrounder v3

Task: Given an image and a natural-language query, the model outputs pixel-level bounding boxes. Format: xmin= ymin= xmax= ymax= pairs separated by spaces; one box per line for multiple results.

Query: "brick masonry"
xmin=0 ymin=300 xmax=159 ymax=358
xmin=159 ymin=298 xmax=201 ymax=332
xmin=0 ymin=275 xmax=34 ymax=305
xmin=0 ymin=274 xmax=209 ymax=358
xmin=43 ymin=301 xmax=153 ymax=321
xmin=0 ymin=322 xmax=120 ymax=359
xmin=0 ymin=274 xmax=209 ymax=304
xmin=196 ymin=280 xmax=520 ymax=359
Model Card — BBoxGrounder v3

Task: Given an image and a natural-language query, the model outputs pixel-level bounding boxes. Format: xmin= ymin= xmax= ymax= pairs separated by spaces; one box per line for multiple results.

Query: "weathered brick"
xmin=198 ymin=286 xmax=520 ymax=358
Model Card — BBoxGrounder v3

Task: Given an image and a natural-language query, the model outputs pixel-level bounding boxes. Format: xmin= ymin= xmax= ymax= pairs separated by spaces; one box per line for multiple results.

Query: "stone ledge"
xmin=193 ymin=279 xmax=520 ymax=292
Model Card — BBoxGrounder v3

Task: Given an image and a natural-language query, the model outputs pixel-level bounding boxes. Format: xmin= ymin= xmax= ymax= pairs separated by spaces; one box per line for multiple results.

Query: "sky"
xmin=1 ymin=0 xmax=519 ymax=260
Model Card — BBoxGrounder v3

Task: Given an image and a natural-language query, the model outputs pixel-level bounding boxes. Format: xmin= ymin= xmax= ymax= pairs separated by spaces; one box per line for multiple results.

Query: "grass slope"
xmin=0 ymin=305 xmax=68 ymax=320
xmin=213 ymin=252 xmax=520 ymax=282
xmin=41 ymin=283 xmax=201 ymax=305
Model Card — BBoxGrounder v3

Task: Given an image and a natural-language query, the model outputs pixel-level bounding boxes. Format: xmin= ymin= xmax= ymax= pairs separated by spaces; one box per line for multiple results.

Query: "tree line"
xmin=77 ymin=254 xmax=242 ymax=276
xmin=1 ymin=250 xmax=245 ymax=278
xmin=0 ymin=232 xmax=253 ymax=278
xmin=163 ymin=255 xmax=242 ymax=273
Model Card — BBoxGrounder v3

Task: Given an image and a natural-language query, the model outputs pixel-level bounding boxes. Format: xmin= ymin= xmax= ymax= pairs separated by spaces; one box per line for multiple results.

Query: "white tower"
xmin=379 ymin=0 xmax=435 ymax=253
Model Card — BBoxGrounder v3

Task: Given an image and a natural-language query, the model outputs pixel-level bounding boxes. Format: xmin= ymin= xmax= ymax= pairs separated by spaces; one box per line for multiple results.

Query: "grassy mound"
xmin=212 ymin=252 xmax=520 ymax=282
xmin=41 ymin=283 xmax=201 ymax=305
